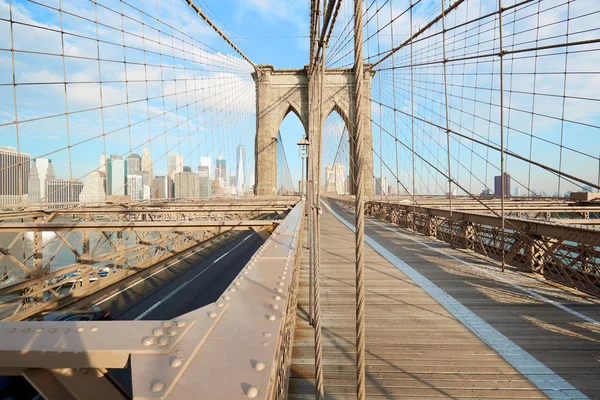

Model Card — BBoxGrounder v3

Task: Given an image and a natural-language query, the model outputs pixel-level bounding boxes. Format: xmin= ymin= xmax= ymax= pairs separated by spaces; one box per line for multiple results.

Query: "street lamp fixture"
xmin=297 ymin=138 xmax=310 ymax=196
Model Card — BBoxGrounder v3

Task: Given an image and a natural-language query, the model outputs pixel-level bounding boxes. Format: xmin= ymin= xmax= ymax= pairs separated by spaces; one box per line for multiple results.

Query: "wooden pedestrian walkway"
xmin=287 ymin=199 xmax=600 ymax=399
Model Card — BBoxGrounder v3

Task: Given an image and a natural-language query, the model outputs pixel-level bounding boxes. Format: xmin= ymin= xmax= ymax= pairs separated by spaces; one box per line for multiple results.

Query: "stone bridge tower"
xmin=252 ymin=65 xmax=374 ymax=196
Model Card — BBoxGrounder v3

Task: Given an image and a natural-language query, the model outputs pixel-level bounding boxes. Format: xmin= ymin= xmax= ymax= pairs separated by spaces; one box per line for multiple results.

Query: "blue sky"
xmin=1 ymin=0 xmax=599 ymax=196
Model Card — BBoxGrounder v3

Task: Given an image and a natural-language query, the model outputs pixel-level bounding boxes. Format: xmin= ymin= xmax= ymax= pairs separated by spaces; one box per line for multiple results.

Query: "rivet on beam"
xmin=245 ymin=386 xmax=259 ymax=398
xmin=170 ymin=356 xmax=183 ymax=368
xmin=153 ymin=328 xmax=164 ymax=337
xmin=167 ymin=327 xmax=178 ymax=336
xmin=151 ymin=380 xmax=165 ymax=393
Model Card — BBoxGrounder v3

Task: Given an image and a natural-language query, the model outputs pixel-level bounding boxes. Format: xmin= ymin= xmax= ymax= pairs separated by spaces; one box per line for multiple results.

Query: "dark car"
xmin=29 ymin=306 xmax=112 ymax=321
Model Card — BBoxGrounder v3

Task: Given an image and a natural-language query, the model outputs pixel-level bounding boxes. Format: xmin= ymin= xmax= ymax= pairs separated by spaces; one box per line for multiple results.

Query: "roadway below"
xmin=104 ymin=230 xmax=264 ymax=321
xmin=102 ymin=229 xmax=265 ymax=396
xmin=0 ymin=229 xmax=267 ymax=400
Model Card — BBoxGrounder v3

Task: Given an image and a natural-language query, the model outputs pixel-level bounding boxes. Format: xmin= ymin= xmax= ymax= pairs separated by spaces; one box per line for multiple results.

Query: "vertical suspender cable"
xmin=353 ymin=0 xmax=367 ymax=399
xmin=312 ymin=39 xmax=326 ymax=400
xmin=410 ymin=0 xmax=416 ymax=228
xmin=308 ymin=143 xmax=315 ymax=324
xmin=390 ymin=0 xmax=400 ymax=203
xmin=498 ymin=0 xmax=506 ymax=272
xmin=441 ymin=0 xmax=452 ymax=216
xmin=309 ymin=0 xmax=322 ymax=329
xmin=557 ymin=1 xmax=570 ymax=197
xmin=376 ymin=0 xmax=383 ymax=198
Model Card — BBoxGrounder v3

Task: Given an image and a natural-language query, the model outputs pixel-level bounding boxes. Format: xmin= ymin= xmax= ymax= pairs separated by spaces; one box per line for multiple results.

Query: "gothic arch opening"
xmin=321 ymin=109 xmax=352 ymax=196
xmin=324 ymin=102 xmax=352 ymax=135
xmin=277 ymin=108 xmax=306 ymax=194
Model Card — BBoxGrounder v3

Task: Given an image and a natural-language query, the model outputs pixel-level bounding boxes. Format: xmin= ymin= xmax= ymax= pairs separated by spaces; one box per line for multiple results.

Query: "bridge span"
xmin=0 ymin=197 xmax=598 ymax=399
xmin=0 ymin=0 xmax=599 ymax=398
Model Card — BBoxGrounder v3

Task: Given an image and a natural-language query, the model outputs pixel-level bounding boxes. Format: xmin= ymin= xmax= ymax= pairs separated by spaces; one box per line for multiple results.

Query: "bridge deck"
xmin=288 ymin=200 xmax=600 ymax=399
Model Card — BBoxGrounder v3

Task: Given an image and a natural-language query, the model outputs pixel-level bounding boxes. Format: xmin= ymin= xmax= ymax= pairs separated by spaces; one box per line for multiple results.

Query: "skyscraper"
xmin=79 ymin=171 xmax=106 ymax=203
xmin=325 ymin=163 xmax=346 ymax=195
xmin=249 ymin=173 xmax=255 ymax=193
xmin=46 ymin=179 xmax=84 ymax=206
xmin=198 ymin=165 xmax=212 ymax=197
xmin=174 ymin=169 xmax=199 ymax=198
xmin=168 ymin=153 xmax=183 ymax=198
xmin=100 ymin=153 xmax=107 ymax=175
xmin=126 ymin=153 xmax=141 ymax=175
xmin=28 ymin=160 xmax=41 ymax=204
xmin=199 ymin=157 xmax=212 ymax=178
xmin=375 ymin=176 xmax=388 ymax=196
xmin=494 ymin=172 xmax=511 ymax=197
xmin=168 ymin=153 xmax=183 ymax=178
xmin=127 ymin=174 xmax=143 ymax=200
xmin=215 ymin=152 xmax=227 ymax=188
xmin=141 ymin=147 xmax=153 ymax=191
xmin=151 ymin=176 xmax=168 ymax=199
xmin=236 ymin=145 xmax=246 ymax=195
xmin=0 ymin=146 xmax=30 ymax=205
xmin=27 ymin=158 xmax=52 ymax=202
xmin=107 ymin=156 xmax=127 ymax=196
xmin=46 ymin=160 xmax=56 ymax=188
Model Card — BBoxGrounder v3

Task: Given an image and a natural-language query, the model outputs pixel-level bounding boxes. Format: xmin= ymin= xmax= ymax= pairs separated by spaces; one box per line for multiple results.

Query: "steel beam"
xmin=0 ymin=220 xmax=281 ymax=233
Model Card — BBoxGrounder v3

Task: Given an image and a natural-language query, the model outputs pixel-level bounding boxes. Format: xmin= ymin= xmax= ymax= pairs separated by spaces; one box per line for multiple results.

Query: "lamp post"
xmin=297 ymin=138 xmax=310 ymax=197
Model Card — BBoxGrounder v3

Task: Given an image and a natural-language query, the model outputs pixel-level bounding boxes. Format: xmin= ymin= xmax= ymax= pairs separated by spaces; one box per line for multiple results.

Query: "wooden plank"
xmin=289 ymin=200 xmax=600 ymax=398
xmin=288 ymin=210 xmax=553 ymax=399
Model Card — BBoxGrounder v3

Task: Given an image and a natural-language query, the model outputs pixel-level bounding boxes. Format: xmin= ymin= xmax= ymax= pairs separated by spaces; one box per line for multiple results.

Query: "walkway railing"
xmin=330 ymin=196 xmax=600 ymax=296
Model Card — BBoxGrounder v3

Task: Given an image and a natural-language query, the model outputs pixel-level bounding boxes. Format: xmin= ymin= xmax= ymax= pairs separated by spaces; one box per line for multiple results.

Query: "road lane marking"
xmin=322 ymin=200 xmax=588 ymax=400
xmin=134 ymin=234 xmax=252 ymax=320
xmin=94 ymin=239 xmax=224 ymax=307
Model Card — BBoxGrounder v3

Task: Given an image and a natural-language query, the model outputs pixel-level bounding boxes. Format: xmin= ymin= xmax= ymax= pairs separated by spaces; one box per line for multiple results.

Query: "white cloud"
xmin=0 ymin=0 xmax=256 ymax=182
